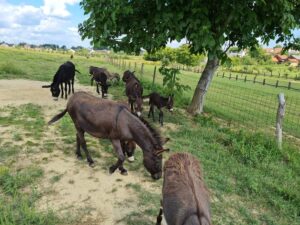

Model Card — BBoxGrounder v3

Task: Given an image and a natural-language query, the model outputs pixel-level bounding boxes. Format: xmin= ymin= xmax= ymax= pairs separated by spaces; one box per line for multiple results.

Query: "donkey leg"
xmin=109 ymin=139 xmax=127 ymax=175
xmin=77 ymin=130 xmax=94 ymax=167
xmin=68 ymin=81 xmax=71 ymax=94
xmin=159 ymin=110 xmax=164 ymax=126
xmin=156 ymin=208 xmax=163 ymax=225
xmin=71 ymin=78 xmax=74 ymax=94
xmin=64 ymin=82 xmax=68 ymax=99
xmin=96 ymin=83 xmax=100 ymax=95
xmin=151 ymin=106 xmax=155 ymax=121
xmin=76 ymin=133 xmax=83 ymax=160
xmin=60 ymin=83 xmax=64 ymax=98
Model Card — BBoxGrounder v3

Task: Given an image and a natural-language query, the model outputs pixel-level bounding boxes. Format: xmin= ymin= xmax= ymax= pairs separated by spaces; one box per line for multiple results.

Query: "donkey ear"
xmin=42 ymin=85 xmax=51 ymax=88
xmin=155 ymin=148 xmax=170 ymax=155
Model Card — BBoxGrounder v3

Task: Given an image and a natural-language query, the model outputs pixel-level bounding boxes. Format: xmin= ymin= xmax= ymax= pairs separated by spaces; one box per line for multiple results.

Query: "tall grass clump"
xmin=0 ymin=62 xmax=26 ymax=75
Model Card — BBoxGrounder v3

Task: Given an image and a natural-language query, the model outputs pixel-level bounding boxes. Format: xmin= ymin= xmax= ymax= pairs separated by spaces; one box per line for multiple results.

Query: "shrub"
xmin=0 ymin=62 xmax=26 ymax=75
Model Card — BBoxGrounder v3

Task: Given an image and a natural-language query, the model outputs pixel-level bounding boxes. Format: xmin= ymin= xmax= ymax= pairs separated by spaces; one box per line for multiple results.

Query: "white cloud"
xmin=42 ymin=0 xmax=80 ymax=18
xmin=0 ymin=0 xmax=89 ymax=47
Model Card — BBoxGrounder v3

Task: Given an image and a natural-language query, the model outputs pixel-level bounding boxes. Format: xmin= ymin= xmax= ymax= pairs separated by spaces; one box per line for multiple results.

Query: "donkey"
xmin=89 ymin=66 xmax=111 ymax=98
xmin=42 ymin=61 xmax=80 ymax=100
xmin=122 ymin=70 xmax=143 ymax=116
xmin=143 ymin=92 xmax=174 ymax=126
xmin=156 ymin=153 xmax=212 ymax=225
xmin=121 ymin=140 xmax=136 ymax=162
xmin=48 ymin=92 xmax=169 ymax=179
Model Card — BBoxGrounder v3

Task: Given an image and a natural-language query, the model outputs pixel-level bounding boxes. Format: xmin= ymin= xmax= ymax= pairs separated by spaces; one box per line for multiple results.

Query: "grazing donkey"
xmin=122 ymin=70 xmax=143 ymax=116
xmin=48 ymin=92 xmax=169 ymax=179
xmin=89 ymin=66 xmax=111 ymax=98
xmin=143 ymin=92 xmax=174 ymax=126
xmin=42 ymin=61 xmax=80 ymax=100
xmin=156 ymin=153 xmax=212 ymax=225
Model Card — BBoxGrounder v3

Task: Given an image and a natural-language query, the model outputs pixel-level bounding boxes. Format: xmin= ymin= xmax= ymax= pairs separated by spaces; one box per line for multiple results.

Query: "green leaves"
xmin=79 ymin=0 xmax=300 ymax=60
xmin=158 ymin=66 xmax=191 ymax=95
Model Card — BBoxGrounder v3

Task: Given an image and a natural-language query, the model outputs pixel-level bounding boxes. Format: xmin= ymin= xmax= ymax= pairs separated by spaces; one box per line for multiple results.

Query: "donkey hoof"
xmin=109 ymin=166 xmax=116 ymax=174
xmin=120 ymin=170 xmax=128 ymax=176
xmin=127 ymin=156 xmax=135 ymax=162
xmin=89 ymin=162 xmax=95 ymax=168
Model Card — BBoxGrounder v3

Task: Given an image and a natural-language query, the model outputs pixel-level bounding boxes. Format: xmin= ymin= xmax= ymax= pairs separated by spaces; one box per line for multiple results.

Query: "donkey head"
xmin=42 ymin=84 xmax=60 ymax=99
xmin=143 ymin=138 xmax=170 ymax=180
xmin=122 ymin=70 xmax=135 ymax=82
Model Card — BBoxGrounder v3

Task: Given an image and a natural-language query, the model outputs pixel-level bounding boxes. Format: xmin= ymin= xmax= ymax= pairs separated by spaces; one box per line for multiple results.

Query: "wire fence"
xmin=103 ymin=56 xmax=300 ymax=139
xmin=215 ymin=72 xmax=300 ymax=92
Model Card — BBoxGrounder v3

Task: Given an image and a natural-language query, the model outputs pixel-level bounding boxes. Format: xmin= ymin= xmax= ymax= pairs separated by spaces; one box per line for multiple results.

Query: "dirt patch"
xmin=0 ymin=79 xmax=162 ymax=224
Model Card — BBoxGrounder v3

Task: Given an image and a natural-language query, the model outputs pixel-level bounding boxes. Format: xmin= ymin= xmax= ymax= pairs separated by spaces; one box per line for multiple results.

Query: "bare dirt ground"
xmin=0 ymin=79 xmax=162 ymax=225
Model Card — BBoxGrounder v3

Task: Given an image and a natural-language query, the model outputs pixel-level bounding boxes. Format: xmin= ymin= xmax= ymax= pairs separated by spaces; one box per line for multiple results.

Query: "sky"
xmin=0 ymin=0 xmax=299 ymax=49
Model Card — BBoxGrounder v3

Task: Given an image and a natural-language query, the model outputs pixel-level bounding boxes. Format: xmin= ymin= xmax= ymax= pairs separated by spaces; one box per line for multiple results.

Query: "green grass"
xmin=0 ymin=104 xmax=45 ymax=140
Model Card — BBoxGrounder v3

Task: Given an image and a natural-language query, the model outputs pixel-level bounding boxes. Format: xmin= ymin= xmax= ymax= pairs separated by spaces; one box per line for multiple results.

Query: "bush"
xmin=0 ymin=62 xmax=26 ymax=75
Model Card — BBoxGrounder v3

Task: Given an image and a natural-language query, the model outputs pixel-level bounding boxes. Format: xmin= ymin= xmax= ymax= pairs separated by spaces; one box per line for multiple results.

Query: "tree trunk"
xmin=187 ymin=54 xmax=219 ymax=115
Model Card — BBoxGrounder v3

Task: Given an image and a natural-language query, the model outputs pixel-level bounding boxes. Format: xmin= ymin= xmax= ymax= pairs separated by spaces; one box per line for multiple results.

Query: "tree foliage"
xmin=144 ymin=45 xmax=204 ymax=66
xmin=79 ymin=0 xmax=300 ymax=114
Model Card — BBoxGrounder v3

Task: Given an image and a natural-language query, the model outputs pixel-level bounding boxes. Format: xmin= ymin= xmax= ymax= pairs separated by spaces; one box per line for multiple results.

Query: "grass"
xmin=0 ymin=47 xmax=299 ymax=224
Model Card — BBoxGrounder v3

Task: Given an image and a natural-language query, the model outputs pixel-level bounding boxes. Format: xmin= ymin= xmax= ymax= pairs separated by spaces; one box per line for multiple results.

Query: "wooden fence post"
xmin=229 ymin=73 xmax=232 ymax=79
xmin=244 ymin=76 xmax=247 ymax=82
xmin=141 ymin=63 xmax=144 ymax=75
xmin=134 ymin=62 xmax=137 ymax=71
xmin=236 ymin=75 xmax=238 ymax=80
xmin=253 ymin=76 xmax=256 ymax=83
xmin=152 ymin=66 xmax=157 ymax=86
xmin=288 ymin=82 xmax=291 ymax=89
xmin=263 ymin=79 xmax=266 ymax=85
xmin=276 ymin=93 xmax=285 ymax=150
xmin=276 ymin=80 xmax=279 ymax=88
xmin=222 ymin=72 xmax=225 ymax=78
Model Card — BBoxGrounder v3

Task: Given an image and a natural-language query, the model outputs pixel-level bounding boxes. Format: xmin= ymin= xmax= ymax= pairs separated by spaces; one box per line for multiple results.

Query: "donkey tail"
xmin=48 ymin=109 xmax=67 ymax=125
xmin=75 ymin=69 xmax=81 ymax=74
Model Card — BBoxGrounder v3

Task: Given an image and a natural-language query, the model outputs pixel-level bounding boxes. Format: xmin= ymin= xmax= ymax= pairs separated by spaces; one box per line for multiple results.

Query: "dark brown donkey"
xmin=122 ymin=70 xmax=143 ymax=116
xmin=143 ymin=92 xmax=174 ymax=126
xmin=156 ymin=153 xmax=212 ymax=225
xmin=48 ymin=92 xmax=168 ymax=179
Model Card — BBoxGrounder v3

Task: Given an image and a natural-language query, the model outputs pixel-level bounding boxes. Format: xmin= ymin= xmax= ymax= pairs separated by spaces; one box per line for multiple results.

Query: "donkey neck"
xmin=129 ymin=119 xmax=158 ymax=153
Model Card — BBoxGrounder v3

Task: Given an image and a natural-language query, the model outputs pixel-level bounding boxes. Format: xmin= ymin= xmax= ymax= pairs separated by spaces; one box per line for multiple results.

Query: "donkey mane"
xmin=132 ymin=113 xmax=163 ymax=147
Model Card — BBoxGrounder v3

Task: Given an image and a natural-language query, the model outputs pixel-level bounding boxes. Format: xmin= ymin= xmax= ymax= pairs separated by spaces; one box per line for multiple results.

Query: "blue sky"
xmin=0 ymin=0 xmax=299 ymax=49
xmin=0 ymin=0 xmax=90 ymax=48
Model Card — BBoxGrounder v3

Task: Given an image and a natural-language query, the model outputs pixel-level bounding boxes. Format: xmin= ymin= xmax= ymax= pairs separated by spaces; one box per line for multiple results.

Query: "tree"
xmin=79 ymin=0 xmax=300 ymax=115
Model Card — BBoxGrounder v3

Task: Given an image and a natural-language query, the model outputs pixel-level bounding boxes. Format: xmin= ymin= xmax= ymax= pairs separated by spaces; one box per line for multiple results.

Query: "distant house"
xmin=272 ymin=54 xmax=288 ymax=63
xmin=265 ymin=48 xmax=283 ymax=55
xmin=227 ymin=49 xmax=246 ymax=57
xmin=288 ymin=55 xmax=300 ymax=66
xmin=0 ymin=43 xmax=9 ymax=48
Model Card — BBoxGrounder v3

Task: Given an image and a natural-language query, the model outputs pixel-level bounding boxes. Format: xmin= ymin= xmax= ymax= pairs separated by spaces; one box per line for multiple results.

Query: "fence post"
xmin=253 ymin=76 xmax=256 ymax=83
xmin=276 ymin=93 xmax=285 ymax=150
xmin=276 ymin=80 xmax=279 ymax=88
xmin=229 ymin=73 xmax=232 ymax=79
xmin=244 ymin=76 xmax=247 ymax=82
xmin=141 ymin=63 xmax=144 ymax=77
xmin=288 ymin=82 xmax=291 ymax=89
xmin=236 ymin=75 xmax=238 ymax=80
xmin=134 ymin=62 xmax=137 ymax=71
xmin=263 ymin=79 xmax=266 ymax=85
xmin=222 ymin=72 xmax=225 ymax=78
xmin=152 ymin=66 xmax=157 ymax=86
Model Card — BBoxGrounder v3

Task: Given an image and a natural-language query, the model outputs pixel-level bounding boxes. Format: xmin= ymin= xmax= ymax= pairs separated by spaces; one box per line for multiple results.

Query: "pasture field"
xmin=106 ymin=57 xmax=300 ymax=138
xmin=0 ymin=47 xmax=299 ymax=225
